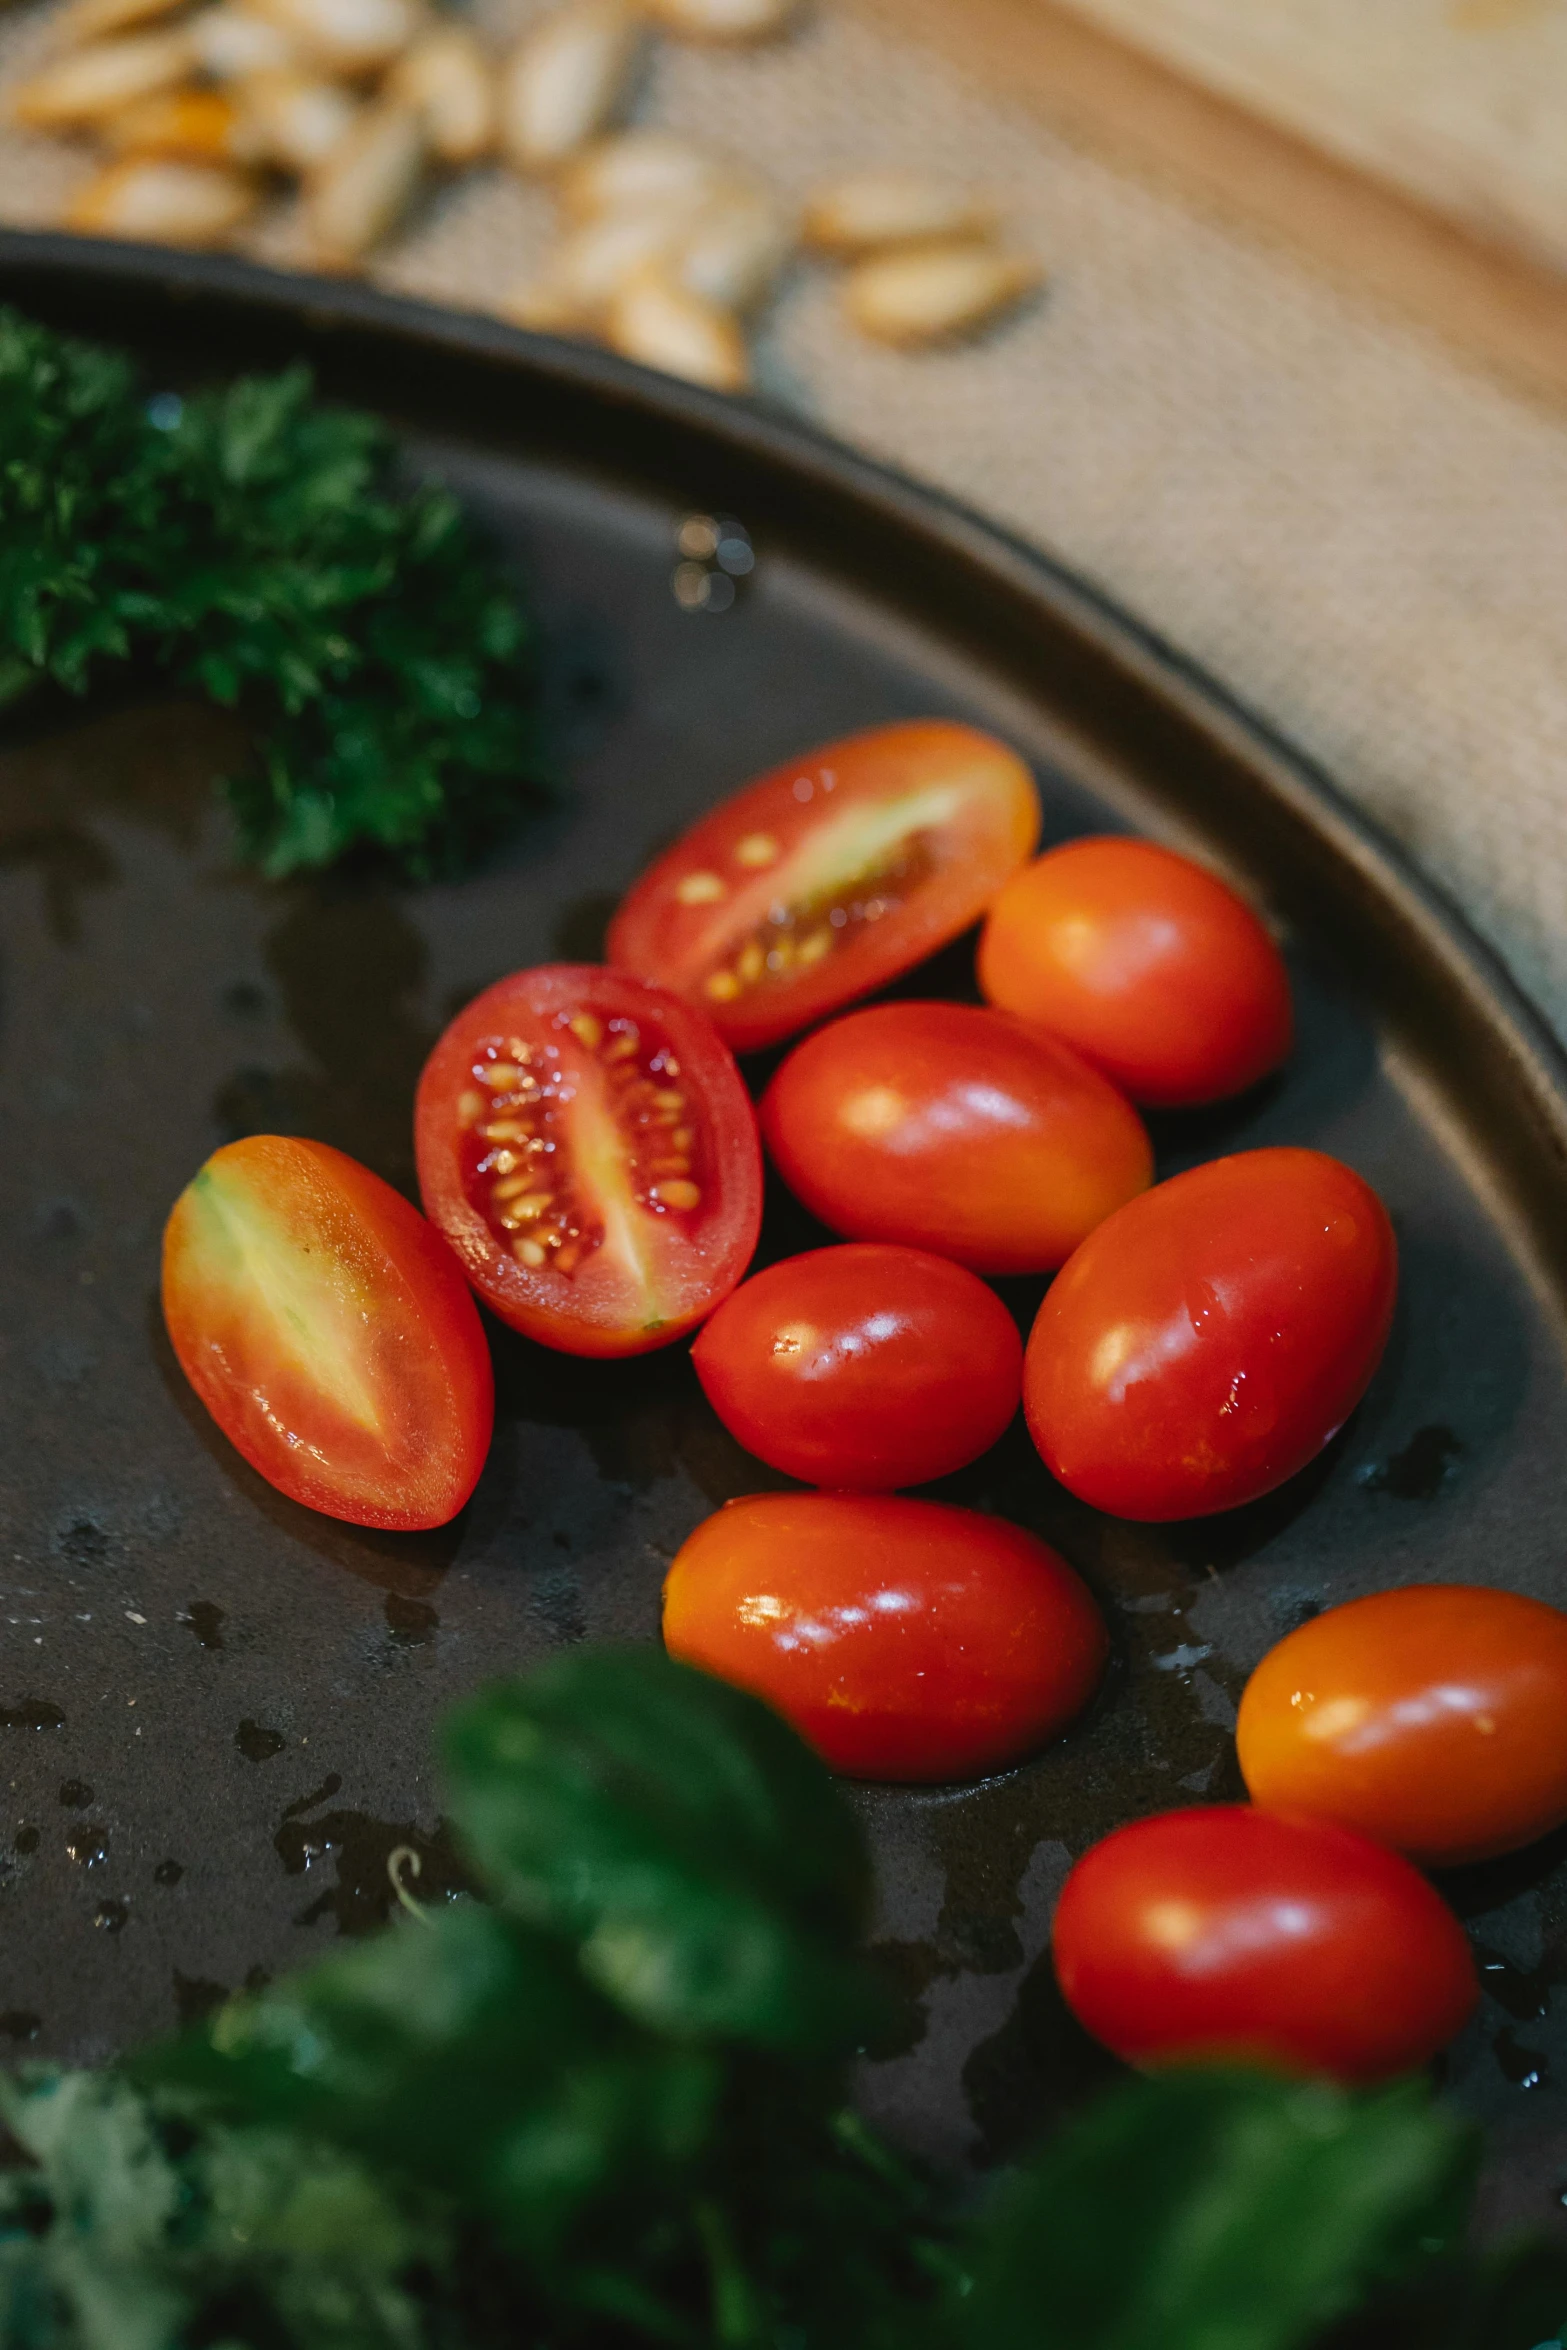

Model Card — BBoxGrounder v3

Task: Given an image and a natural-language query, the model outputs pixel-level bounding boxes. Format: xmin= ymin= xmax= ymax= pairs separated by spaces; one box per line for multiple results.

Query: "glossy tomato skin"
xmin=691 ymin=1244 xmax=1022 ymax=1488
xmin=609 ymin=720 xmax=1040 ymax=1052
xmin=1237 ymin=1584 xmax=1567 ymax=1866
xmin=1025 ymin=1147 xmax=1396 ymax=1520
xmin=1053 ymin=1805 xmax=1478 ymax=2084
xmin=978 ymin=836 xmax=1292 ymax=1107
xmin=760 ymin=1001 xmax=1152 ymax=1275
xmin=662 ymin=1492 xmax=1108 ymax=1781
xmin=416 ymin=965 xmax=761 ymax=1359
xmin=162 ymin=1136 xmax=492 ymax=1531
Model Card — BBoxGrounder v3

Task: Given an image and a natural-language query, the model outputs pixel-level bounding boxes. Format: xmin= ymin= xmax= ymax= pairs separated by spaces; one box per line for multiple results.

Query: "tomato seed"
xmin=485 ymin=1061 xmax=522 ymax=1089
xmin=677 ymin=871 xmax=726 ymax=904
xmin=654 ymin=1178 xmax=701 ymax=1210
xmin=458 ymin=1088 xmax=484 ymax=1123
xmin=734 ymin=832 xmax=778 ymax=866
xmin=514 ymin=1236 xmax=546 ymax=1266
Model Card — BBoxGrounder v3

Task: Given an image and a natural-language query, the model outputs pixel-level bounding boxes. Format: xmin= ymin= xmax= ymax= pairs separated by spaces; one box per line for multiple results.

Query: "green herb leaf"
xmin=958 ymin=2068 xmax=1477 ymax=2350
xmin=441 ymin=1648 xmax=888 ymax=2056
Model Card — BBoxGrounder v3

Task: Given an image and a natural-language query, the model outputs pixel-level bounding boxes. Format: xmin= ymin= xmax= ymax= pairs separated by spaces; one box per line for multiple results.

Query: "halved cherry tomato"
xmin=759 ymin=1001 xmax=1152 ymax=1274
xmin=691 ymin=1243 xmax=1022 ymax=1488
xmin=415 ymin=965 xmax=761 ymax=1359
xmin=162 ymin=1135 xmax=492 ymax=1530
xmin=1052 ymin=1805 xmax=1478 ymax=2084
xmin=1025 ymin=1147 xmax=1396 ymax=1520
xmin=662 ymin=1492 xmax=1108 ymax=1781
xmin=978 ymin=836 xmax=1292 ymax=1106
xmin=1237 ymin=1584 xmax=1567 ymax=1867
xmin=608 ymin=721 xmax=1040 ymax=1052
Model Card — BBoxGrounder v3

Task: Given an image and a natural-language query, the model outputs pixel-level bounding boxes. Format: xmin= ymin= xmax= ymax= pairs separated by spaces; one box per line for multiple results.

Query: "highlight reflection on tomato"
xmin=1025 ymin=1146 xmax=1397 ymax=1520
xmin=416 ymin=964 xmax=762 ymax=1358
xmin=1052 ymin=1805 xmax=1478 ymax=2084
xmin=662 ymin=1492 xmax=1108 ymax=1781
xmin=691 ymin=1243 xmax=1022 ymax=1489
xmin=978 ymin=835 xmax=1292 ymax=1106
xmin=609 ymin=720 xmax=1040 ymax=1052
xmin=1237 ymin=1583 xmax=1567 ymax=1866
xmin=162 ymin=1135 xmax=493 ymax=1530
xmin=760 ymin=1001 xmax=1152 ymax=1275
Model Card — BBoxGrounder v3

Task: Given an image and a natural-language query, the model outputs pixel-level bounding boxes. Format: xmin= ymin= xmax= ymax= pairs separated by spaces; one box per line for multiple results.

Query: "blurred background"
xmin=4 ymin=0 xmax=1566 ymax=1048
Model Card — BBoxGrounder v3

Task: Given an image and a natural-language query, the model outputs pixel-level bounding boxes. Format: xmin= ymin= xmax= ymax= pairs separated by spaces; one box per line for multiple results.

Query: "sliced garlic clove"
xmin=12 ymin=28 xmax=197 ymax=128
xmin=244 ymin=0 xmax=425 ymax=77
xmin=239 ymin=68 xmax=359 ymax=170
xmin=645 ymin=0 xmax=794 ymax=39
xmin=803 ymin=168 xmax=997 ymax=257
xmin=498 ymin=0 xmax=644 ymax=177
xmin=51 ymin=0 xmax=189 ymax=51
xmin=304 ymin=99 xmax=424 ymax=263
xmin=558 ymin=126 xmax=726 ymax=222
xmin=671 ymin=181 xmax=790 ymax=313
xmin=843 ymin=240 xmax=1039 ymax=346
xmin=67 ymin=153 xmax=258 ymax=242
xmin=384 ymin=24 xmax=494 ymax=163
xmin=605 ymin=267 xmax=749 ymax=392
xmin=190 ymin=7 xmax=300 ymax=82
xmin=102 ymin=84 xmax=263 ymax=161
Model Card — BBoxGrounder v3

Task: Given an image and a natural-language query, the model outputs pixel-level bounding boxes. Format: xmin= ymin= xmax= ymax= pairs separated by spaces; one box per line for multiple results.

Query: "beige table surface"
xmin=4 ymin=0 xmax=1567 ymax=1048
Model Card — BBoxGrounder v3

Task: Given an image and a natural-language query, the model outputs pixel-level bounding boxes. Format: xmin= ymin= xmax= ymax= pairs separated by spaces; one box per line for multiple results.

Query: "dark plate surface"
xmin=4 ymin=233 xmax=1567 ymax=2231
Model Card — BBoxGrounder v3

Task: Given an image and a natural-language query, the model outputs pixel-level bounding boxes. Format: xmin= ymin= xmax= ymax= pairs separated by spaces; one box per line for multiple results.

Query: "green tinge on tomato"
xmin=1025 ymin=1146 xmax=1397 ymax=1521
xmin=1052 ymin=1805 xmax=1479 ymax=2085
xmin=662 ymin=1492 xmax=1108 ymax=1782
xmin=162 ymin=1135 xmax=493 ymax=1530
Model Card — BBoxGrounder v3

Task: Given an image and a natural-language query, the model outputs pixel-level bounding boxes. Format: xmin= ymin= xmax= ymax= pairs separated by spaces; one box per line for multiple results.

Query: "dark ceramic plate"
xmin=4 ymin=232 xmax=1567 ymax=2232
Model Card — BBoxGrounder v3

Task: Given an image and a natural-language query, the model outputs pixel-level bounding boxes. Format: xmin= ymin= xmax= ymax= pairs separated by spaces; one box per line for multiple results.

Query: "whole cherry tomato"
xmin=1237 ymin=1584 xmax=1567 ymax=1867
xmin=416 ymin=965 xmax=761 ymax=1358
xmin=662 ymin=1492 xmax=1108 ymax=1781
xmin=610 ymin=720 xmax=1040 ymax=1052
xmin=691 ymin=1244 xmax=1022 ymax=1489
xmin=1052 ymin=1805 xmax=1478 ymax=2084
xmin=759 ymin=1001 xmax=1152 ymax=1275
xmin=978 ymin=836 xmax=1292 ymax=1106
xmin=1025 ymin=1147 xmax=1396 ymax=1520
xmin=162 ymin=1135 xmax=493 ymax=1530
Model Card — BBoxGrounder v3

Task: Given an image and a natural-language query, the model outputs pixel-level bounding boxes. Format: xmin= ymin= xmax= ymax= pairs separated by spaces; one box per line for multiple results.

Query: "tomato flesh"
xmin=662 ymin=1492 xmax=1108 ymax=1781
xmin=416 ymin=965 xmax=762 ymax=1358
xmin=162 ymin=1135 xmax=493 ymax=1530
xmin=1237 ymin=1584 xmax=1567 ymax=1866
xmin=1025 ymin=1146 xmax=1396 ymax=1520
xmin=1052 ymin=1805 xmax=1478 ymax=2084
xmin=691 ymin=1243 xmax=1022 ymax=1488
xmin=760 ymin=1000 xmax=1152 ymax=1274
xmin=978 ymin=836 xmax=1293 ymax=1106
xmin=609 ymin=720 xmax=1041 ymax=1052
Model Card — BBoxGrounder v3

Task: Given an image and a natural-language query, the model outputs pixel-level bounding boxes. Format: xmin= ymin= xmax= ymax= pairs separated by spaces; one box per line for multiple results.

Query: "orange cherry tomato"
xmin=1052 ymin=1805 xmax=1478 ymax=2085
xmin=162 ymin=1136 xmax=493 ymax=1530
xmin=1237 ymin=1584 xmax=1567 ymax=1867
xmin=662 ymin=1492 xmax=1108 ymax=1781
xmin=759 ymin=1001 xmax=1152 ymax=1275
xmin=978 ymin=836 xmax=1292 ymax=1107
xmin=415 ymin=965 xmax=762 ymax=1359
xmin=1025 ymin=1147 xmax=1396 ymax=1520
xmin=608 ymin=720 xmax=1040 ymax=1053
xmin=691 ymin=1244 xmax=1023 ymax=1489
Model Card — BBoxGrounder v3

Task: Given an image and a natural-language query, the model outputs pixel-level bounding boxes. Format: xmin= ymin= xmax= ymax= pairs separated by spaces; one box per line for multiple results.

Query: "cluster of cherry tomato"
xmin=160 ymin=717 xmax=1567 ymax=2092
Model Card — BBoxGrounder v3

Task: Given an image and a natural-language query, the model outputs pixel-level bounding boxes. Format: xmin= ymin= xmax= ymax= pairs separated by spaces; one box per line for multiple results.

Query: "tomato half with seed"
xmin=1052 ymin=1806 xmax=1478 ymax=2083
xmin=1025 ymin=1147 xmax=1396 ymax=1520
xmin=978 ymin=836 xmax=1293 ymax=1106
xmin=162 ymin=1136 xmax=493 ymax=1530
xmin=760 ymin=1001 xmax=1152 ymax=1274
xmin=691 ymin=1243 xmax=1022 ymax=1488
xmin=1237 ymin=1584 xmax=1567 ymax=1867
xmin=662 ymin=1492 xmax=1108 ymax=1780
xmin=415 ymin=965 xmax=762 ymax=1358
xmin=608 ymin=720 xmax=1040 ymax=1052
